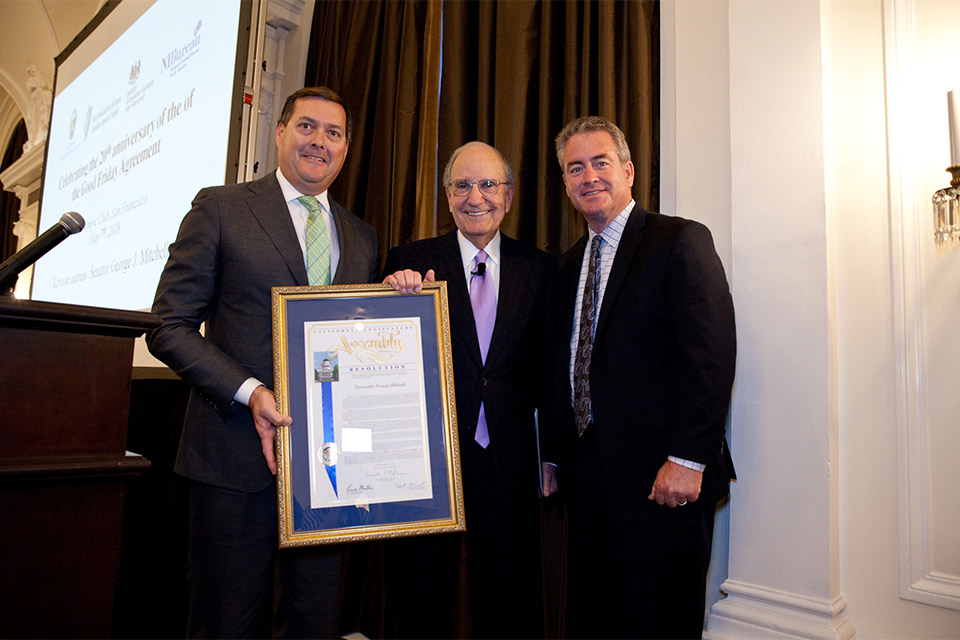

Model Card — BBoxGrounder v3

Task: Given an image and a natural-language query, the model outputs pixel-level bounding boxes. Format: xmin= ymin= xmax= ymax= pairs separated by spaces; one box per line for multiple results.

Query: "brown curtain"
xmin=1 ymin=119 xmax=29 ymax=262
xmin=306 ymin=0 xmax=657 ymax=259
xmin=439 ymin=0 xmax=658 ymax=254
xmin=305 ymin=0 xmax=440 ymax=264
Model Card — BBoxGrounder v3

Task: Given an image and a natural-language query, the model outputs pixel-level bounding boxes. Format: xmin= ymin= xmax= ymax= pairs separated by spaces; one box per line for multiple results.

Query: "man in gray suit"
xmin=148 ymin=87 xmax=378 ymax=638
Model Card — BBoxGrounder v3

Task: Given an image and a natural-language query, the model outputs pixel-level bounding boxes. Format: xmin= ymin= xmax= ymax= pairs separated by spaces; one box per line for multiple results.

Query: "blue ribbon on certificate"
xmin=321 ymin=380 xmax=337 ymax=497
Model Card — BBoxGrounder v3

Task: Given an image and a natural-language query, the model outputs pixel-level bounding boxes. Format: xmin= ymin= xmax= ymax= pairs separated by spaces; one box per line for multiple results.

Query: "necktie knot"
xmin=296 ymin=195 xmax=331 ymax=286
xmin=591 ymin=234 xmax=603 ymax=256
xmin=297 ymin=195 xmax=322 ymax=217
xmin=474 ymin=249 xmax=488 ymax=272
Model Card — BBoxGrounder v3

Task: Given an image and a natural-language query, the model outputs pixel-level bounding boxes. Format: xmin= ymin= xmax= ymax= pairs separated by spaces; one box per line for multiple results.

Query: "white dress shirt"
xmin=456 ymin=229 xmax=501 ymax=300
xmin=276 ymin=167 xmax=341 ymax=277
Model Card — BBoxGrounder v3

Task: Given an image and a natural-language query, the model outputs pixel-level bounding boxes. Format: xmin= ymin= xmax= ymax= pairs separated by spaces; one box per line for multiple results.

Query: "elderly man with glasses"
xmin=381 ymin=141 xmax=557 ymax=639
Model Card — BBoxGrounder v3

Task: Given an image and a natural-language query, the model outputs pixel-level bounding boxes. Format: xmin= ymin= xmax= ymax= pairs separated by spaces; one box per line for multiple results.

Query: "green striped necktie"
xmin=297 ymin=195 xmax=331 ymax=286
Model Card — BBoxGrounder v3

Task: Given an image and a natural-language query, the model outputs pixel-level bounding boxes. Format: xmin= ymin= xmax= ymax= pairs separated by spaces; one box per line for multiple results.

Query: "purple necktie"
xmin=470 ymin=249 xmax=495 ymax=448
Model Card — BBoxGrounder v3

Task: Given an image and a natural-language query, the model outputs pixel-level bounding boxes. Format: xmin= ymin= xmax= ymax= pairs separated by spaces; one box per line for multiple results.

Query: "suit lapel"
xmin=560 ymin=235 xmax=588 ymax=340
xmin=487 ymin=236 xmax=525 ymax=367
xmin=556 ymin=235 xmax=587 ymax=400
xmin=245 ymin=175 xmax=308 ymax=286
xmin=596 ymin=207 xmax=646 ymax=340
xmin=328 ymin=198 xmax=351 ymax=285
xmin=433 ymin=232 xmax=482 ymax=367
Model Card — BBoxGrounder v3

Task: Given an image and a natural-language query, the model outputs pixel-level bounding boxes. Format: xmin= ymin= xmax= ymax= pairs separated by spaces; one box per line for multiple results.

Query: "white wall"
xmin=663 ymin=0 xmax=960 ymax=637
xmin=835 ymin=0 xmax=960 ymax=635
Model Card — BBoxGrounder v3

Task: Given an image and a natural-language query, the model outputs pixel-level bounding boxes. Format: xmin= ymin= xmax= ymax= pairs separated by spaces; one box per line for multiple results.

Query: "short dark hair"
xmin=554 ymin=116 xmax=632 ymax=168
xmin=442 ymin=141 xmax=516 ymax=187
xmin=277 ymin=87 xmax=352 ymax=142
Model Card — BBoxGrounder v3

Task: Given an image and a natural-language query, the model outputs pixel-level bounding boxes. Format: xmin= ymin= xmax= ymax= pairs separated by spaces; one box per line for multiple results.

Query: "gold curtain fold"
xmin=414 ymin=2 xmax=443 ymax=241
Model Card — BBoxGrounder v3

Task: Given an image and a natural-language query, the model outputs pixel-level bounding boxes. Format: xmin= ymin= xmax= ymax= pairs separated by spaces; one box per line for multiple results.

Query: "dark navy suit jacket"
xmin=383 ymin=230 xmax=556 ymax=515
xmin=550 ymin=206 xmax=736 ymax=521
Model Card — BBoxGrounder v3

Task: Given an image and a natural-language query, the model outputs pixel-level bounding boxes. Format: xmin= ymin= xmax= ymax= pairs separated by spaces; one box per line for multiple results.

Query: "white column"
xmin=705 ymin=1 xmax=852 ymax=637
xmin=255 ymin=0 xmax=308 ymax=176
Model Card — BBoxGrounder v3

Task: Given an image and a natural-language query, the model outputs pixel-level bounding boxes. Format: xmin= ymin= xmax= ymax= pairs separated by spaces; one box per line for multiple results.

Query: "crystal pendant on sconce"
xmin=932 ymin=165 xmax=960 ymax=249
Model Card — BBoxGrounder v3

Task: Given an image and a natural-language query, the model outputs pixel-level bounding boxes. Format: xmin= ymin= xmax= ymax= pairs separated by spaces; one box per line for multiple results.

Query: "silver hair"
xmin=554 ymin=116 xmax=632 ymax=168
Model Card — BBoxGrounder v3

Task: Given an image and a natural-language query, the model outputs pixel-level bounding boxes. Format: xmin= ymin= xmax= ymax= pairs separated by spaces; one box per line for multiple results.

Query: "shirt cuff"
xmin=668 ymin=455 xmax=705 ymax=473
xmin=234 ymin=377 xmax=264 ymax=406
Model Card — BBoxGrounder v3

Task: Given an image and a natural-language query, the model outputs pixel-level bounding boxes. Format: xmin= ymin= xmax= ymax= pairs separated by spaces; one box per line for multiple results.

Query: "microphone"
xmin=0 ymin=212 xmax=85 ymax=294
xmin=471 ymin=262 xmax=486 ymax=277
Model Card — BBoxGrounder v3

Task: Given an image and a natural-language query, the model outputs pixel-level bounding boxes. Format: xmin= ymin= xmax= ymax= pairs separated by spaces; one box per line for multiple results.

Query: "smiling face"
xmin=446 ymin=143 xmax=514 ymax=249
xmin=561 ymin=130 xmax=635 ymax=233
xmin=275 ymin=97 xmax=349 ymax=196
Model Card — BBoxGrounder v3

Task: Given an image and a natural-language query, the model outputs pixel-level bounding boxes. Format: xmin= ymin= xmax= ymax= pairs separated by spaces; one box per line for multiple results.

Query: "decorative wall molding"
xmin=22 ymin=65 xmax=51 ymax=153
xmin=0 ymin=140 xmax=43 ymax=297
xmin=0 ymin=137 xmax=43 ymax=194
xmin=245 ymin=0 xmax=305 ymax=180
xmin=266 ymin=0 xmax=304 ymax=31
xmin=706 ymin=580 xmax=854 ymax=640
xmin=883 ymin=0 xmax=960 ymax=612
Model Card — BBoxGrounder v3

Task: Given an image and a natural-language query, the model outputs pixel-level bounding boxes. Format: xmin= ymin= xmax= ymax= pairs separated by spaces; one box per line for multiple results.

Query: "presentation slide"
xmin=31 ymin=0 xmax=244 ymax=311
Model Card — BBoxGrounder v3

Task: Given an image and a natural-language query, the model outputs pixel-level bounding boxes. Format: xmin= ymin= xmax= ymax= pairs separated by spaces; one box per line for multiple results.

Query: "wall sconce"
xmin=933 ymin=90 xmax=960 ymax=249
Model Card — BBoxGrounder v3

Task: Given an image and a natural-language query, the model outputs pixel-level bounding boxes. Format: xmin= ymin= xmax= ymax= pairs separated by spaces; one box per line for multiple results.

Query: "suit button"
xmin=481 ymin=377 xmax=488 ymax=386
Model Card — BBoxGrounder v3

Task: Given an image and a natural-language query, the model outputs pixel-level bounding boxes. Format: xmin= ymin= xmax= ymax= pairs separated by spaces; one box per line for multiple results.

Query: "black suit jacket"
xmin=148 ymin=172 xmax=378 ymax=493
xmin=382 ymin=231 xmax=556 ymax=506
xmin=551 ymin=206 xmax=736 ymax=521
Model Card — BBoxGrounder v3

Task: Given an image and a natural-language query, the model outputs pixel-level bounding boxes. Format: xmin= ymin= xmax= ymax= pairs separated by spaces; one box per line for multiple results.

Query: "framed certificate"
xmin=271 ymin=282 xmax=464 ymax=547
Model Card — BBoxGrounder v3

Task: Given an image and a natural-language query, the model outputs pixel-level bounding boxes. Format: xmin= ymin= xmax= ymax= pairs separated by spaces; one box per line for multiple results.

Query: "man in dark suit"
xmin=547 ymin=116 xmax=736 ymax=639
xmin=147 ymin=87 xmax=378 ymax=638
xmin=382 ymin=141 xmax=556 ymax=638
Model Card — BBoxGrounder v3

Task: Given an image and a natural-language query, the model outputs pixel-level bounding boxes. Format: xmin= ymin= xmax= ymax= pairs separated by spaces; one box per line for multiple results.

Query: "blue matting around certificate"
xmin=284 ymin=293 xmax=452 ymax=532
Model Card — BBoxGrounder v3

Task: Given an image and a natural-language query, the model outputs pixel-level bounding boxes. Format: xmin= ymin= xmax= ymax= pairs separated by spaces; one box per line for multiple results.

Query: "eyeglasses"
xmin=448 ymin=179 xmax=510 ymax=197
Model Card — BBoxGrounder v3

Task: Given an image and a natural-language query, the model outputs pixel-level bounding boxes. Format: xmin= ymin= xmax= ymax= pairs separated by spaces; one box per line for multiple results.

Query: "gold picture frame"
xmin=272 ymin=282 xmax=464 ymax=547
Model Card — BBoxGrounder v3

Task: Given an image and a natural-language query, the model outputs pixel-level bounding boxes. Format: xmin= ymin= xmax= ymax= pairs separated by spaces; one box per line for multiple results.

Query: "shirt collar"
xmin=457 ymin=229 xmax=501 ymax=270
xmin=276 ymin=168 xmax=331 ymax=214
xmin=588 ymin=199 xmax=635 ymax=249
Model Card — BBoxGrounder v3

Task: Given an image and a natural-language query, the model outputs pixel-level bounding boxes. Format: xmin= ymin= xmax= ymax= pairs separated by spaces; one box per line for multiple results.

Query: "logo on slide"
xmin=161 ymin=22 xmax=202 ymax=76
xmin=129 ymin=60 xmax=141 ymax=86
xmin=69 ymin=109 xmax=77 ymax=141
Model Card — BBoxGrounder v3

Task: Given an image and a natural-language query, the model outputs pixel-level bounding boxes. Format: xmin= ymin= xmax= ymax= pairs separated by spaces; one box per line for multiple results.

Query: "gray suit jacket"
xmin=148 ymin=172 xmax=378 ymax=492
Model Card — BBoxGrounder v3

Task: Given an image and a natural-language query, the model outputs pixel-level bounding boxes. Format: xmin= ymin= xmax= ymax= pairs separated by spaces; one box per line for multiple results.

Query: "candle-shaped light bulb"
xmin=948 ymin=90 xmax=960 ymax=166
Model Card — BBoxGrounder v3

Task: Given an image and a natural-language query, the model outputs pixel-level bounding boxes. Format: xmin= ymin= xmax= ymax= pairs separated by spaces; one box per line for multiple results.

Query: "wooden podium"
xmin=0 ymin=298 xmax=160 ymax=638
